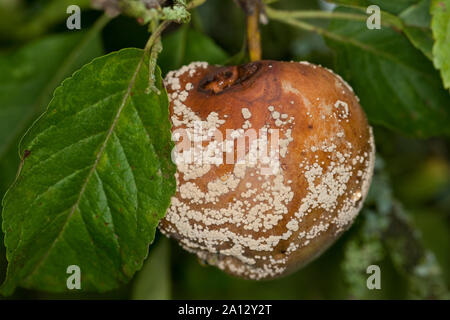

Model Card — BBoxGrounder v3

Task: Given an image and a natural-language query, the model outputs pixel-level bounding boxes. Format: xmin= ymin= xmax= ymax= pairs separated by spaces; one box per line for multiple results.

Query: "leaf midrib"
xmin=22 ymin=51 xmax=147 ymax=282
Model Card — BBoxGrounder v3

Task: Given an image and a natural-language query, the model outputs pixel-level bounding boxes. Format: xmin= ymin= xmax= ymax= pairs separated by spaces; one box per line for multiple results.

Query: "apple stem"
xmin=236 ymin=0 xmax=263 ymax=61
xmin=247 ymin=5 xmax=262 ymax=61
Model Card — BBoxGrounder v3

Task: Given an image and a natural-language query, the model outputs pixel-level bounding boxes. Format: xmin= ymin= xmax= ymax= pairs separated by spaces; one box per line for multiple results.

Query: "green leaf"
xmin=399 ymin=0 xmax=434 ymax=60
xmin=327 ymin=7 xmax=450 ymax=137
xmin=431 ymin=0 xmax=450 ymax=89
xmin=1 ymin=48 xmax=176 ymax=295
xmin=0 ymin=31 xmax=104 ymax=286
xmin=328 ymin=0 xmax=434 ymax=60
xmin=131 ymin=236 xmax=171 ymax=300
xmin=158 ymin=26 xmax=228 ymax=74
xmin=402 ymin=26 xmax=434 ymax=60
xmin=400 ymin=0 xmax=432 ymax=27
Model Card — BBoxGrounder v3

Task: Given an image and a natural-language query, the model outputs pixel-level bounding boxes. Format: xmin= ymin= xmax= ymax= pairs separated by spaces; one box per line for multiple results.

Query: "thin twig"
xmin=146 ymin=19 xmax=165 ymax=94
xmin=142 ymin=0 xmax=207 ymax=93
xmin=144 ymin=20 xmax=172 ymax=51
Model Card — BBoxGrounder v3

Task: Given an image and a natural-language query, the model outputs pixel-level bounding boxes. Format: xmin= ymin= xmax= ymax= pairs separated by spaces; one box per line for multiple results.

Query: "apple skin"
xmin=159 ymin=60 xmax=375 ymax=280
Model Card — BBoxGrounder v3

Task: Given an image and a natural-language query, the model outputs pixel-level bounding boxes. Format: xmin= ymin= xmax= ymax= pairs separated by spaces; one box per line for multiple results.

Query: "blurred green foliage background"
xmin=0 ymin=0 xmax=449 ymax=299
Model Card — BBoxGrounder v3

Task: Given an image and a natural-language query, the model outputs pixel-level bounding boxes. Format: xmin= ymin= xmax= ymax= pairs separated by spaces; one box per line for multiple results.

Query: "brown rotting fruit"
xmin=159 ymin=60 xmax=375 ymax=280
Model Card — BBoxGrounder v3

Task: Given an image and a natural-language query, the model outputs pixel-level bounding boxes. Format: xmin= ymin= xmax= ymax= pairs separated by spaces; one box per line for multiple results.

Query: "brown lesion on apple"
xmin=198 ymin=62 xmax=262 ymax=95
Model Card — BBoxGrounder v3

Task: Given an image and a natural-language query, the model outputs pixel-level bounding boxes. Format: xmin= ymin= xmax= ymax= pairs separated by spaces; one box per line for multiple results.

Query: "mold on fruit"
xmin=160 ymin=60 xmax=375 ymax=280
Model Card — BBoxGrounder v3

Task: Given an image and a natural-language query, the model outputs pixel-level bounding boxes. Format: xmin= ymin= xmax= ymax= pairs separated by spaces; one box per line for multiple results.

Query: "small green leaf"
xmin=430 ymin=0 xmax=450 ymax=89
xmin=132 ymin=236 xmax=171 ymax=300
xmin=158 ymin=26 xmax=228 ymax=73
xmin=1 ymin=48 xmax=176 ymax=295
xmin=327 ymin=7 xmax=450 ymax=137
